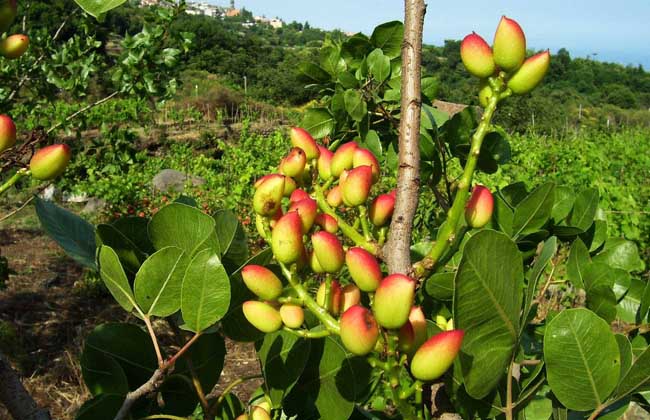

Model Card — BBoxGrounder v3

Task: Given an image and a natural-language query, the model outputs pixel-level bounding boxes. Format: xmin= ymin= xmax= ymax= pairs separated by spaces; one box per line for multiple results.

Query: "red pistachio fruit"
xmin=492 ymin=16 xmax=526 ymax=72
xmin=309 ymin=250 xmax=325 ymax=273
xmin=29 ymin=144 xmax=71 ymax=180
xmin=253 ymin=174 xmax=285 ymax=217
xmin=369 ymin=193 xmax=395 ymax=226
xmin=341 ymin=284 xmax=361 ymax=312
xmin=345 ymin=247 xmax=382 ymax=292
xmin=0 ymin=33 xmax=28 ymax=59
xmin=279 ymin=147 xmax=307 ymax=178
xmin=352 ymin=148 xmax=380 ymax=182
xmin=398 ymin=321 xmax=416 ymax=353
xmin=316 ymin=280 xmax=342 ymax=315
xmin=0 ymin=0 xmax=17 ymax=33
xmin=372 ymin=274 xmax=416 ymax=329
xmin=330 ymin=141 xmax=358 ymax=177
xmin=289 ymin=188 xmax=311 ymax=204
xmin=317 ymin=146 xmax=333 ymax=180
xmin=340 ymin=305 xmax=380 ymax=356
xmin=315 ymin=213 xmax=338 ymax=234
xmin=340 ymin=165 xmax=373 ymax=206
xmin=271 ymin=211 xmax=304 ymax=264
xmin=311 ymin=231 xmax=345 ymax=273
xmin=290 ymin=127 xmax=320 ymax=160
xmin=288 ymin=197 xmax=318 ymax=233
xmin=0 ymin=114 xmax=16 ymax=152
xmin=507 ymin=50 xmax=551 ymax=94
xmin=241 ymin=265 xmax=283 ymax=301
xmin=465 ymin=184 xmax=494 ymax=228
xmin=280 ymin=304 xmax=305 ymax=329
xmin=283 ymin=176 xmax=297 ymax=197
xmin=242 ymin=301 xmax=283 ymax=333
xmin=410 ymin=330 xmax=465 ymax=381
xmin=326 ymin=185 xmax=343 ymax=207
xmin=460 ymin=32 xmax=496 ymax=78
xmin=409 ymin=306 xmax=428 ymax=350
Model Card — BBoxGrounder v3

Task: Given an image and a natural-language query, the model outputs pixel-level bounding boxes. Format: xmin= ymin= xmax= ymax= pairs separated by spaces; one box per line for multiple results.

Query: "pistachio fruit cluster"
xmin=0 ymin=1 xmax=29 ymax=60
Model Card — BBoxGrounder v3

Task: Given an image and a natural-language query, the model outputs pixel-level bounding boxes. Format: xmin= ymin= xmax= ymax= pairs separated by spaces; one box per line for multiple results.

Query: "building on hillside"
xmin=140 ymin=0 xmax=160 ymax=6
xmin=254 ymin=15 xmax=284 ymax=28
xmin=186 ymin=2 xmax=222 ymax=17
xmin=226 ymin=8 xmax=241 ymax=17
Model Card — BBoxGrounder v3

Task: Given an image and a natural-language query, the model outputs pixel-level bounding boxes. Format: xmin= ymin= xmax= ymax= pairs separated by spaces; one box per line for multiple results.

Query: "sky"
xmin=207 ymin=0 xmax=650 ymax=69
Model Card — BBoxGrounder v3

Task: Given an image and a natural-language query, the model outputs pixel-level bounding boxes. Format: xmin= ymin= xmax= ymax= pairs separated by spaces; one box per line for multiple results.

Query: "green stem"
xmin=282 ymin=326 xmax=331 ymax=338
xmin=414 ymin=91 xmax=501 ymax=277
xmin=0 ymin=169 xmax=29 ymax=196
xmin=143 ymin=316 xmax=164 ymax=368
xmin=505 ymin=361 xmax=514 ymax=420
xmin=314 ymin=185 xmax=378 ymax=255
xmin=358 ymin=205 xmax=373 ymax=241
xmin=280 ymin=263 xmax=340 ymax=334
xmin=210 ymin=374 xmax=263 ymax=412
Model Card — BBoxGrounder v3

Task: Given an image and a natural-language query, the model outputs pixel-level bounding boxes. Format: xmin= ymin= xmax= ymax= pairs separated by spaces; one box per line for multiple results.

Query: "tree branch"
xmin=114 ymin=368 xmax=167 ymax=420
xmin=384 ymin=0 xmax=426 ymax=275
xmin=0 ymin=351 xmax=51 ymax=420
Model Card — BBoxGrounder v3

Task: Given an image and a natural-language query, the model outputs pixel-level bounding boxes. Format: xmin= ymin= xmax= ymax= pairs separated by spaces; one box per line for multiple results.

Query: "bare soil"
xmin=0 ymin=226 xmax=260 ymax=420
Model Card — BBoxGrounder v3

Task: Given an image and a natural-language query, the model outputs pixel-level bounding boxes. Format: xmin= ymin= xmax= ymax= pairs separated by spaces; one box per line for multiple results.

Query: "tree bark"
xmin=384 ymin=0 xmax=426 ymax=275
xmin=0 ymin=351 xmax=51 ymax=420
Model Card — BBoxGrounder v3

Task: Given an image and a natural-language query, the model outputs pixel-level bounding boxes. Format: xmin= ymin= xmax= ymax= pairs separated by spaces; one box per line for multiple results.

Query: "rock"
xmin=63 ymin=192 xmax=88 ymax=203
xmin=39 ymin=185 xmax=58 ymax=201
xmin=82 ymin=198 xmax=107 ymax=214
xmin=152 ymin=169 xmax=206 ymax=193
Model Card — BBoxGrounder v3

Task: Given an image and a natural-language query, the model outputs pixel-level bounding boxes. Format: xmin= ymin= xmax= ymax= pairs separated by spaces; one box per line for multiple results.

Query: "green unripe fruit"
xmin=288 ymin=198 xmax=318 ymax=233
xmin=0 ymin=114 xmax=16 ymax=152
xmin=316 ymin=280 xmax=342 ymax=315
xmin=340 ymin=284 xmax=361 ymax=313
xmin=398 ymin=321 xmax=416 ymax=353
xmin=251 ymin=406 xmax=271 ymax=420
xmin=409 ymin=306 xmax=428 ymax=350
xmin=311 ymin=231 xmax=344 ymax=273
xmin=242 ymin=301 xmax=282 ymax=333
xmin=282 ymin=176 xmax=297 ymax=197
xmin=372 ymin=274 xmax=415 ymax=329
xmin=352 ymin=148 xmax=380 ymax=182
xmin=345 ymin=247 xmax=382 ymax=292
xmin=340 ymin=165 xmax=373 ymax=206
xmin=340 ymin=305 xmax=379 ymax=356
xmin=478 ymin=80 xmax=493 ymax=108
xmin=410 ymin=330 xmax=465 ymax=381
xmin=492 ymin=16 xmax=526 ymax=72
xmin=271 ymin=211 xmax=304 ymax=264
xmin=326 ymin=186 xmax=343 ymax=208
xmin=507 ymin=50 xmax=551 ymax=94
xmin=0 ymin=33 xmax=28 ymax=59
xmin=280 ymin=304 xmax=304 ymax=329
xmin=465 ymin=185 xmax=494 ymax=228
xmin=460 ymin=32 xmax=496 ymax=78
xmin=330 ymin=141 xmax=358 ymax=177
xmin=241 ymin=265 xmax=283 ymax=301
xmin=309 ymin=250 xmax=325 ymax=273
xmin=0 ymin=0 xmax=17 ymax=34
xmin=317 ymin=146 xmax=333 ymax=180
xmin=290 ymin=127 xmax=320 ymax=160
xmin=253 ymin=174 xmax=285 ymax=216
xmin=29 ymin=144 xmax=71 ymax=180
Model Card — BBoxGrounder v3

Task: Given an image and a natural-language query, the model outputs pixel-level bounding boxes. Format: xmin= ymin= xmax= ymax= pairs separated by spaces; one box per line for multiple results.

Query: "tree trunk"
xmin=0 ymin=351 xmax=51 ymax=420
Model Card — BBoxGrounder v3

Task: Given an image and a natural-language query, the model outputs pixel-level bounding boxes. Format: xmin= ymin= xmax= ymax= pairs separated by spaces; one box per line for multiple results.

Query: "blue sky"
xmin=208 ymin=0 xmax=650 ymax=69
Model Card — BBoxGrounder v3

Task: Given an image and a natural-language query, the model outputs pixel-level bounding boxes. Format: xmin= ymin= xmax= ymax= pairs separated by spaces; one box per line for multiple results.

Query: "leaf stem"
xmin=143 ymin=316 xmax=164 ymax=368
xmin=209 ymin=374 xmax=263 ymax=412
xmin=166 ymin=332 xmax=201 ymax=366
xmin=0 ymin=169 xmax=29 ymax=196
xmin=282 ymin=326 xmax=331 ymax=338
xmin=505 ymin=361 xmax=514 ymax=420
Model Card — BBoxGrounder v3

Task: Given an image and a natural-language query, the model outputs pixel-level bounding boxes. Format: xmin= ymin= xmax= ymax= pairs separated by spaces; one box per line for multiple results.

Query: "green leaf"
xmin=567 ymin=239 xmax=591 ymax=290
xmin=96 ymin=224 xmax=145 ymax=276
xmin=148 ymin=203 xmax=216 ymax=255
xmin=74 ymin=0 xmax=126 ymax=18
xmin=614 ymin=345 xmax=650 ymax=399
xmin=112 ymin=216 xmax=154 ymax=255
xmin=567 ymin=188 xmax=599 ymax=231
xmin=512 ymin=182 xmax=556 ymax=239
xmin=302 ymin=108 xmax=336 ymax=139
xmin=617 ymin=277 xmax=645 ymax=323
xmin=493 ymin=192 xmax=514 ymax=236
xmin=544 ymin=308 xmax=620 ymax=411
xmin=158 ymin=375 xmax=197 ymax=416
xmin=586 ymin=285 xmax=617 ymax=322
xmin=421 ymin=76 xmax=438 ymax=100
xmin=214 ymin=210 xmax=249 ymax=270
xmin=425 ymin=271 xmax=455 ymax=301
xmin=174 ymin=333 xmax=226 ymax=398
xmin=477 ymin=131 xmax=511 ymax=174
xmin=181 ymin=250 xmax=230 ymax=333
xmin=80 ymin=346 xmax=129 ymax=396
xmin=551 ymin=186 xmax=575 ymax=222
xmin=454 ymin=230 xmax=523 ymax=399
xmin=82 ymin=323 xmax=158 ymax=391
xmin=615 ymin=334 xmax=633 ymax=381
xmin=257 ymin=331 xmax=311 ymax=407
xmin=34 ymin=197 xmax=96 ymax=269
xmin=522 ymin=236 xmax=558 ymax=327
xmin=523 ymin=387 xmax=553 ymax=420
xmin=366 ymin=48 xmax=390 ymax=82
xmin=75 ymin=394 xmax=124 ymax=420
xmin=213 ymin=393 xmax=244 ymax=419
xmin=134 ymin=247 xmax=188 ymax=317
xmin=98 ymin=246 xmax=138 ymax=313
xmin=344 ymin=89 xmax=368 ymax=122
xmin=297 ymin=62 xmax=331 ymax=84
xmin=370 ymin=21 xmax=404 ymax=58
xmin=320 ymin=45 xmax=346 ymax=76
xmin=363 ymin=130 xmax=382 ymax=159
xmin=593 ymin=238 xmax=645 ymax=272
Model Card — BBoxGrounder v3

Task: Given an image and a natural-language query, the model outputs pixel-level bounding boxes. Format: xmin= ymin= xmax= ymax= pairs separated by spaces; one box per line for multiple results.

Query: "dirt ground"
xmin=0 ymin=225 xmax=261 ymax=420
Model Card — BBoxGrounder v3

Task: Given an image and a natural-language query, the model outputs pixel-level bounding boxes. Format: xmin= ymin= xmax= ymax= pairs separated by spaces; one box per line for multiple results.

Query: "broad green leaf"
xmin=552 ymin=186 xmax=575 ymax=222
xmin=615 ymin=334 xmax=633 ymax=381
xmin=586 ymin=285 xmax=617 ymax=322
xmin=523 ymin=387 xmax=553 ymax=420
xmin=454 ymin=230 xmax=523 ymax=399
xmin=366 ymin=48 xmax=390 ymax=82
xmin=522 ymin=236 xmax=558 ymax=328
xmin=614 ymin=344 xmax=650 ymax=399
xmin=74 ymin=0 xmax=126 ymax=18
xmin=341 ymin=33 xmax=371 ymax=66
xmin=512 ymin=182 xmax=556 ymax=239
xmin=159 ymin=375 xmax=197 ymax=416
xmin=213 ymin=393 xmax=244 ymax=420
xmin=425 ymin=271 xmax=455 ymax=301
xmin=82 ymin=323 xmax=158 ymax=391
xmin=641 ymin=281 xmax=650 ymax=322
xmin=338 ymin=71 xmax=359 ymax=89
xmin=181 ymin=250 xmax=230 ymax=333
xmin=257 ymin=331 xmax=311 ymax=407
xmin=297 ymin=62 xmax=330 ymax=84
xmin=363 ymin=130 xmax=382 ymax=159
xmin=421 ymin=76 xmax=438 ymax=100
xmin=302 ymin=108 xmax=336 ymax=139
xmin=174 ymin=333 xmax=226 ymax=394
xmin=112 ymin=216 xmax=154 ymax=255
xmin=75 ymin=394 xmax=124 ymax=420
xmin=567 ymin=239 xmax=591 ymax=290
xmin=320 ymin=45 xmax=346 ymax=76
xmin=617 ymin=277 xmax=645 ymax=323
xmin=477 ymin=131 xmax=511 ymax=174
xmin=370 ymin=21 xmax=403 ymax=58
xmin=423 ymin=103 xmax=449 ymax=128
xmin=500 ymin=182 xmax=529 ymax=208
xmin=148 ymin=203 xmax=216 ymax=255
xmin=567 ymin=188 xmax=599 ymax=231
xmin=593 ymin=238 xmax=645 ymax=272
xmin=34 ymin=197 xmax=96 ymax=269
xmin=587 ymin=220 xmax=608 ymax=252
xmin=344 ymin=89 xmax=368 ymax=122
xmin=96 ymin=223 xmax=145 ymax=275
xmin=544 ymin=308 xmax=620 ymax=411
xmin=493 ymin=192 xmax=514 ymax=236
xmin=80 ymin=347 xmax=128 ymax=396
xmin=134 ymin=247 xmax=188 ymax=317
xmin=214 ymin=209 xmax=249 ymax=269
xmin=98 ymin=246 xmax=137 ymax=313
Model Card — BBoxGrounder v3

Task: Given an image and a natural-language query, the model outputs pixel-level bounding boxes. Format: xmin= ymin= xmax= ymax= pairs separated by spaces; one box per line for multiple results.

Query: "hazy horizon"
xmin=205 ymin=0 xmax=650 ymax=69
